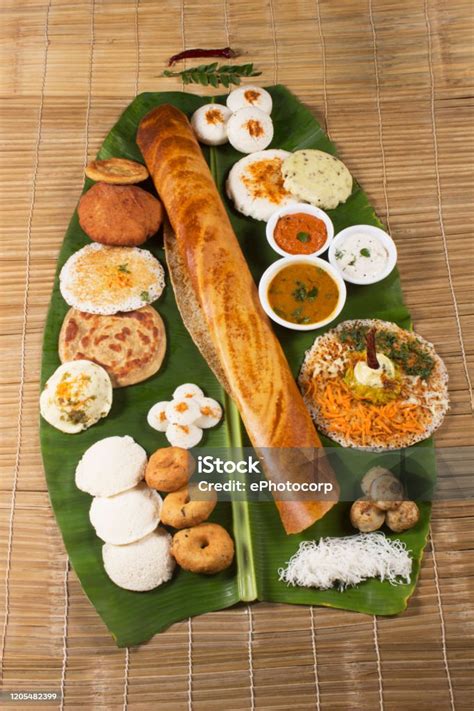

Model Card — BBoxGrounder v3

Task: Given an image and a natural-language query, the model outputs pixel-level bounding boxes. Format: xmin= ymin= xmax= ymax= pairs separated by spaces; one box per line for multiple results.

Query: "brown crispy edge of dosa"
xmin=138 ymin=104 xmax=339 ymax=534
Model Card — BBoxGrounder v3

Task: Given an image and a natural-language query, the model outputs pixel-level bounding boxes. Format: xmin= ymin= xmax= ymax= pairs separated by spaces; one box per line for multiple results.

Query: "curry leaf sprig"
xmin=162 ymin=62 xmax=261 ymax=88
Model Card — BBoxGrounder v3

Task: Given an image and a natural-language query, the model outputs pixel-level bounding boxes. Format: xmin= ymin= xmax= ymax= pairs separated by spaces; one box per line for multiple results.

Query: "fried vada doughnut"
xmin=78 ymin=183 xmax=163 ymax=246
xmin=171 ymin=523 xmax=234 ymax=574
xmin=160 ymin=485 xmax=217 ymax=528
xmin=145 ymin=446 xmax=195 ymax=492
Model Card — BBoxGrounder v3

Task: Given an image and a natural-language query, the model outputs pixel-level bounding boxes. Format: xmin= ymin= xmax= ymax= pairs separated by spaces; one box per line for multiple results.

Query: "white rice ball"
xmin=172 ymin=383 xmax=204 ymax=401
xmin=166 ymin=423 xmax=203 ymax=449
xmin=75 ymin=435 xmax=146 ymax=497
xmin=102 ymin=528 xmax=174 ymax=592
xmin=195 ymin=397 xmax=223 ymax=429
xmin=226 ymin=85 xmax=272 ymax=115
xmin=147 ymin=401 xmax=169 ymax=432
xmin=227 ymin=107 xmax=274 ymax=154
xmin=90 ymin=482 xmax=162 ymax=545
xmin=191 ymin=104 xmax=232 ymax=145
xmin=165 ymin=398 xmax=200 ymax=426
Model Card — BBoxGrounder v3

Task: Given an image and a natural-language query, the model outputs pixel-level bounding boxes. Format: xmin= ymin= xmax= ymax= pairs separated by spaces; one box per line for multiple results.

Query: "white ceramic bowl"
xmin=258 ymin=256 xmax=347 ymax=331
xmin=266 ymin=203 xmax=334 ymax=258
xmin=328 ymin=224 xmax=397 ymax=285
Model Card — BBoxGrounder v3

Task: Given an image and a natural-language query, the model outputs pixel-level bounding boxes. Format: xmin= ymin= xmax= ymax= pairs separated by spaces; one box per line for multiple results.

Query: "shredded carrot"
xmin=313 ymin=379 xmax=428 ymax=446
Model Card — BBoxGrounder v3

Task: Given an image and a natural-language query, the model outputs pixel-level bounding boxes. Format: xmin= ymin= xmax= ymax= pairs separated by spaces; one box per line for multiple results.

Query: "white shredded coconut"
xmin=278 ymin=533 xmax=412 ymax=591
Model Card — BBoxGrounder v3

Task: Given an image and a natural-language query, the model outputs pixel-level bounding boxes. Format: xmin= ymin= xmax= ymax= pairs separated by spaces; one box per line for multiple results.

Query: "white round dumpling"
xmin=226 ymin=85 xmax=272 ymax=115
xmin=172 ymin=383 xmax=204 ymax=401
xmin=75 ymin=435 xmax=146 ymax=497
xmin=227 ymin=107 xmax=274 ymax=154
xmin=191 ymin=104 xmax=232 ymax=146
xmin=166 ymin=423 xmax=203 ymax=449
xmin=102 ymin=528 xmax=174 ymax=592
xmin=147 ymin=401 xmax=169 ymax=432
xmin=195 ymin=397 xmax=223 ymax=429
xmin=90 ymin=482 xmax=162 ymax=545
xmin=165 ymin=398 xmax=200 ymax=426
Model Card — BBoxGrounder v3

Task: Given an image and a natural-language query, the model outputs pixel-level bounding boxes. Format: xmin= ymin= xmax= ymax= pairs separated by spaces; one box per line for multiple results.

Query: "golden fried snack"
xmin=171 ymin=523 xmax=234 ymax=574
xmin=78 ymin=183 xmax=163 ymax=246
xmin=160 ymin=485 xmax=217 ymax=529
xmin=145 ymin=447 xmax=195 ymax=492
xmin=85 ymin=158 xmax=149 ymax=184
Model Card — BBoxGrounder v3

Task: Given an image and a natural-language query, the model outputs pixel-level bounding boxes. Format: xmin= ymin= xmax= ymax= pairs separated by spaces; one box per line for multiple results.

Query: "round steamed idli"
xmin=75 ymin=435 xmax=147 ymax=497
xmin=226 ymin=85 xmax=272 ymax=115
xmin=102 ymin=528 xmax=174 ymax=591
xmin=40 ymin=359 xmax=112 ymax=434
xmin=282 ymin=149 xmax=353 ymax=210
xmin=226 ymin=149 xmax=298 ymax=222
xmin=191 ymin=104 xmax=232 ymax=145
xmin=90 ymin=482 xmax=162 ymax=545
xmin=60 ymin=243 xmax=165 ymax=315
xmin=227 ymin=107 xmax=273 ymax=154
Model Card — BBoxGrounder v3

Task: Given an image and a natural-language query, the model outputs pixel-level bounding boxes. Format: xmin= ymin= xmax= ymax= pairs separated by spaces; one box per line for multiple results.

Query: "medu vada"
xmin=145 ymin=446 xmax=195 ymax=492
xmin=160 ymin=484 xmax=217 ymax=528
xmin=171 ymin=523 xmax=234 ymax=574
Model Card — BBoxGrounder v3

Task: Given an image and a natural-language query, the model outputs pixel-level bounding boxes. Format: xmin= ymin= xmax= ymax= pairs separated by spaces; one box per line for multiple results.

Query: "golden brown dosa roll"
xmin=137 ymin=104 xmax=339 ymax=534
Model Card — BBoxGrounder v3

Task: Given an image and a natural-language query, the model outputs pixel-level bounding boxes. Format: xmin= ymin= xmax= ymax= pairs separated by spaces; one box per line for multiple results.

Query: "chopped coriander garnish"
xmin=335 ymin=249 xmax=344 ymax=260
xmin=118 ymin=263 xmax=131 ymax=273
xmin=360 ymin=248 xmax=371 ymax=258
xmin=292 ymin=282 xmax=308 ymax=302
xmin=348 ymin=257 xmax=356 ymax=266
xmin=297 ymin=231 xmax=311 ymax=243
xmin=307 ymin=286 xmax=318 ymax=300
xmin=140 ymin=290 xmax=150 ymax=302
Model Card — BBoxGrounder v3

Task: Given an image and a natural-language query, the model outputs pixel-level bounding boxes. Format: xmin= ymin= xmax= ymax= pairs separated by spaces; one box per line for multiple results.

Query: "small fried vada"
xmin=386 ymin=501 xmax=420 ymax=532
xmin=160 ymin=485 xmax=217 ymax=529
xmin=171 ymin=523 xmax=234 ymax=574
xmin=145 ymin=447 xmax=195 ymax=492
xmin=85 ymin=158 xmax=149 ymax=185
xmin=78 ymin=183 xmax=163 ymax=246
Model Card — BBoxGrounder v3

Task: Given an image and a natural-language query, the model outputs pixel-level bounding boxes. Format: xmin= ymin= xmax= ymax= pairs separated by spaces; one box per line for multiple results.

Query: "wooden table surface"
xmin=0 ymin=0 xmax=473 ymax=709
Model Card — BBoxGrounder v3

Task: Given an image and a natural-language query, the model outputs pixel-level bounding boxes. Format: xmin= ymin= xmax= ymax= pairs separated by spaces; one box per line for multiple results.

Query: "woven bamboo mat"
xmin=0 ymin=0 xmax=473 ymax=708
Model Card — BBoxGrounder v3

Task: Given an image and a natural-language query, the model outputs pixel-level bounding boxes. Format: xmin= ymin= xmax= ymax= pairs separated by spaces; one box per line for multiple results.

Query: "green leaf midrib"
xmin=209 ymin=139 xmax=258 ymax=602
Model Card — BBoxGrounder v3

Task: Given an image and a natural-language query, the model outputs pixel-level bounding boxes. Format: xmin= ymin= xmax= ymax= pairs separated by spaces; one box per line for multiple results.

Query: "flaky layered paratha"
xmin=59 ymin=306 xmax=166 ymax=387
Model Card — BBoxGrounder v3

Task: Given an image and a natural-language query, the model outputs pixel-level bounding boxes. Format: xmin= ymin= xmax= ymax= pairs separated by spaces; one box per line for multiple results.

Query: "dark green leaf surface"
xmin=41 ymin=87 xmax=434 ymax=646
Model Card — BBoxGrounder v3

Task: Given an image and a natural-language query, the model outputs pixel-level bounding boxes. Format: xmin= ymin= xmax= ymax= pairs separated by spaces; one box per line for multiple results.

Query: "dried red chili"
xmin=168 ymin=47 xmax=238 ymax=66
xmin=366 ymin=328 xmax=380 ymax=369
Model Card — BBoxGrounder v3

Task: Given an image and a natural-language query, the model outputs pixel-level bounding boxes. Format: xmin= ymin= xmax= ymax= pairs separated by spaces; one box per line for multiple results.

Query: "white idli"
xmin=90 ymin=482 xmax=162 ymax=545
xmin=191 ymin=104 xmax=232 ymax=145
xmin=102 ymin=528 xmax=174 ymax=592
xmin=227 ymin=107 xmax=274 ymax=154
xmin=165 ymin=398 xmax=200 ymax=426
xmin=166 ymin=423 xmax=203 ymax=449
xmin=172 ymin=383 xmax=204 ymax=401
xmin=226 ymin=149 xmax=298 ymax=222
xmin=147 ymin=401 xmax=169 ymax=432
xmin=60 ymin=243 xmax=165 ymax=315
xmin=75 ymin=435 xmax=147 ymax=497
xmin=195 ymin=397 xmax=222 ymax=429
xmin=226 ymin=85 xmax=272 ymax=115
xmin=40 ymin=359 xmax=112 ymax=434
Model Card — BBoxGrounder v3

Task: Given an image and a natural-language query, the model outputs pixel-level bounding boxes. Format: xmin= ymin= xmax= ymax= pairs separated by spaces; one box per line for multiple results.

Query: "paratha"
xmin=299 ymin=319 xmax=449 ymax=451
xmin=59 ymin=306 xmax=166 ymax=387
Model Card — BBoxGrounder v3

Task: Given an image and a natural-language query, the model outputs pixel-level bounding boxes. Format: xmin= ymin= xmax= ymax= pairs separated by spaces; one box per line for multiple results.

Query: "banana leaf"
xmin=41 ymin=86 xmax=434 ymax=647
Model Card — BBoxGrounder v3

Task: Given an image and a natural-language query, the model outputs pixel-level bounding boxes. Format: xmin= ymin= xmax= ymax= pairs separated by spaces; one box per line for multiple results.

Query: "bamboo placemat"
xmin=0 ymin=0 xmax=473 ymax=708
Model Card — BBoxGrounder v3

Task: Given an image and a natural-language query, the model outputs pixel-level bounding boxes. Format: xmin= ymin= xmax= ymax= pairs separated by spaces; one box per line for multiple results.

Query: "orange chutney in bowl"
xmin=274 ymin=212 xmax=328 ymax=255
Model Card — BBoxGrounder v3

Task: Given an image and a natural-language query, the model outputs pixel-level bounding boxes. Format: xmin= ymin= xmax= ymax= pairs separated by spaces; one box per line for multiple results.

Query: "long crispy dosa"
xmin=137 ymin=104 xmax=339 ymax=533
